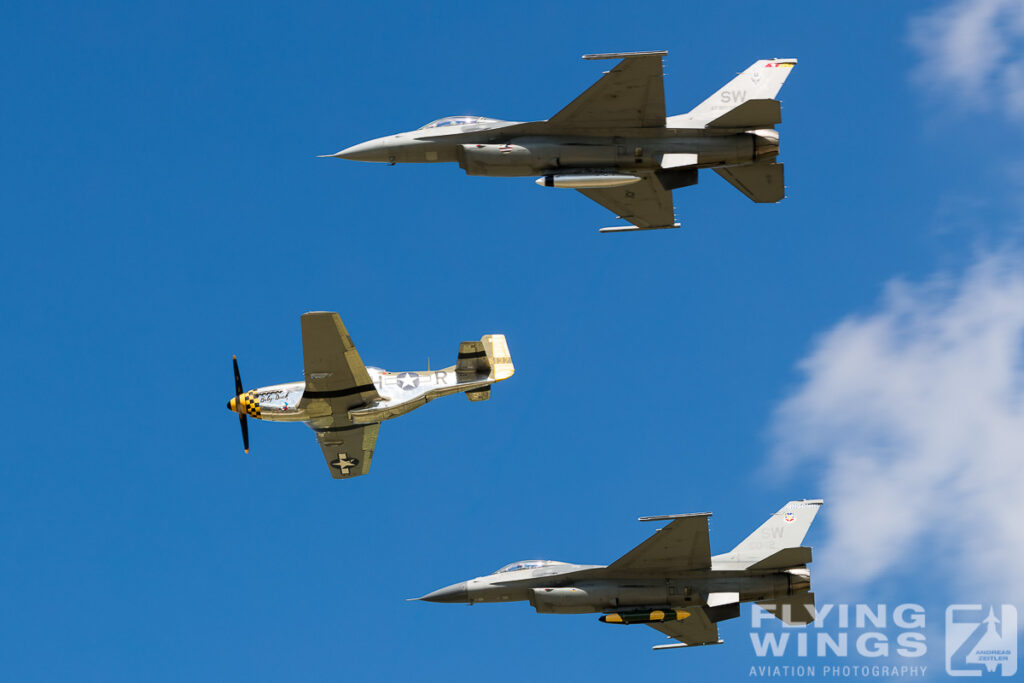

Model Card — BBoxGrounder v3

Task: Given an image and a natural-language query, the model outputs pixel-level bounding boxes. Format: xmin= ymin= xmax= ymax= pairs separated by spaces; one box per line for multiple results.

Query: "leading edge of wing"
xmin=607 ymin=513 xmax=712 ymax=573
xmin=548 ymin=52 xmax=667 ymax=129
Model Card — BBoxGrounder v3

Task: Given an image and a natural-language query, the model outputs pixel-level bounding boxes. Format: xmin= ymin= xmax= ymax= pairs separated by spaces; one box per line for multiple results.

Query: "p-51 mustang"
xmin=414 ymin=499 xmax=822 ymax=650
xmin=227 ymin=312 xmax=514 ymax=479
xmin=325 ymin=51 xmax=796 ymax=232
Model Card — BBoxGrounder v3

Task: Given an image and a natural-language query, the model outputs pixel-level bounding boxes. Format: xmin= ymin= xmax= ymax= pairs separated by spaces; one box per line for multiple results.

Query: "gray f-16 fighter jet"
xmin=325 ymin=51 xmax=796 ymax=232
xmin=227 ymin=312 xmax=514 ymax=479
xmin=414 ymin=499 xmax=821 ymax=649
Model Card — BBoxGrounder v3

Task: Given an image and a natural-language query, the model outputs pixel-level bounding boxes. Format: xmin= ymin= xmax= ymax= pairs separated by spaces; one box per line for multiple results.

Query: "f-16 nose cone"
xmin=323 ymin=140 xmax=388 ymax=162
xmin=416 ymin=581 xmax=468 ymax=603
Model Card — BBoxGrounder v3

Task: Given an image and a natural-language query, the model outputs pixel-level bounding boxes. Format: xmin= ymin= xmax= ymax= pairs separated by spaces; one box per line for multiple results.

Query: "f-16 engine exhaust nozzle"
xmin=536 ymin=173 xmax=642 ymax=189
xmin=787 ymin=567 xmax=811 ymax=593
xmin=753 ymin=128 xmax=780 ymax=160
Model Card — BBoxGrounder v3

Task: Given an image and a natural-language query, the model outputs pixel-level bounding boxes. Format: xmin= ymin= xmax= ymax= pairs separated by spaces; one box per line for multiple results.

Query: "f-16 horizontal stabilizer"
xmin=746 ymin=546 xmax=812 ymax=570
xmin=756 ymin=593 xmax=816 ymax=625
xmin=705 ymin=99 xmax=781 ymax=129
xmin=714 ymin=163 xmax=785 ymax=203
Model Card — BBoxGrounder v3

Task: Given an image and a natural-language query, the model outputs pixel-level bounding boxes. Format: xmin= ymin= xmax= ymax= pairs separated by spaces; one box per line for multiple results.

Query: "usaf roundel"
xmin=396 ymin=372 xmax=420 ymax=390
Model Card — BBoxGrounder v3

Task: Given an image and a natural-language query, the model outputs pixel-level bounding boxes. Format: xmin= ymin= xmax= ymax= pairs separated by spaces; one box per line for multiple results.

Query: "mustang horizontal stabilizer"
xmin=313 ymin=423 xmax=380 ymax=479
xmin=609 ymin=513 xmax=711 ymax=572
xmin=548 ymin=51 xmax=667 ymax=129
xmin=714 ymin=162 xmax=785 ymax=203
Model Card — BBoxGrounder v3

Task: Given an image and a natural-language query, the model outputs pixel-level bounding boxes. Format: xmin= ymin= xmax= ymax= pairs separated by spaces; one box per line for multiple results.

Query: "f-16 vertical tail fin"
xmin=716 ymin=499 xmax=822 ymax=568
xmin=667 ymin=59 xmax=797 ymax=129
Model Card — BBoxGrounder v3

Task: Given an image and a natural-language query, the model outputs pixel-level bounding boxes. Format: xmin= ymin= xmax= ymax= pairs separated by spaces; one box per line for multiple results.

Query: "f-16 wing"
xmin=548 ymin=51 xmax=667 ymax=129
xmin=298 ymin=312 xmax=381 ymax=412
xmin=578 ymin=174 xmax=677 ymax=231
xmin=647 ymin=605 xmax=721 ymax=649
xmin=311 ymin=423 xmax=380 ymax=479
xmin=608 ymin=513 xmax=711 ymax=573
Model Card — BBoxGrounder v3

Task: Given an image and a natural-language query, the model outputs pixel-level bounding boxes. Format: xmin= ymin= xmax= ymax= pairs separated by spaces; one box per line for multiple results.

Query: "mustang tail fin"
xmin=668 ymin=59 xmax=797 ymax=129
xmin=456 ymin=334 xmax=514 ymax=400
xmin=481 ymin=334 xmax=514 ymax=381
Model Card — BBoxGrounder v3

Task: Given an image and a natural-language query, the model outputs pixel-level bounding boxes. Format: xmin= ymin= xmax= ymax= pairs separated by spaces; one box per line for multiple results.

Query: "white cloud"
xmin=771 ymin=253 xmax=1024 ymax=609
xmin=909 ymin=0 xmax=1024 ymax=119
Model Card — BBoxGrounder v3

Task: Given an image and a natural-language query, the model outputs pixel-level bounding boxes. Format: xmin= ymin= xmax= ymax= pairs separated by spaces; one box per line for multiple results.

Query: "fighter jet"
xmin=414 ymin=499 xmax=821 ymax=650
xmin=325 ymin=51 xmax=796 ymax=232
xmin=226 ymin=312 xmax=514 ymax=479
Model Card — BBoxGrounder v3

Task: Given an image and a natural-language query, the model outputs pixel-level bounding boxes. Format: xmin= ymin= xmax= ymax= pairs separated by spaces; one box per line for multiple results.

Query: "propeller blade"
xmin=239 ymin=413 xmax=249 ymax=453
xmin=232 ymin=355 xmax=249 ymax=453
xmin=233 ymin=355 xmax=244 ymax=397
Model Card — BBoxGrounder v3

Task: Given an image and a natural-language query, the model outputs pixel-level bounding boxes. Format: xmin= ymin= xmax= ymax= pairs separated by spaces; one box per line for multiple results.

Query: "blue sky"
xmin=3 ymin=1 xmax=1023 ymax=680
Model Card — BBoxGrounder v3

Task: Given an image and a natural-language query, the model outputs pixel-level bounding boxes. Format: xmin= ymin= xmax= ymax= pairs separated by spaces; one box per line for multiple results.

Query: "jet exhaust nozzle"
xmin=600 ymin=608 xmax=691 ymax=625
xmin=536 ymin=173 xmax=642 ymax=189
xmin=786 ymin=567 xmax=811 ymax=594
xmin=752 ymin=128 xmax=780 ymax=160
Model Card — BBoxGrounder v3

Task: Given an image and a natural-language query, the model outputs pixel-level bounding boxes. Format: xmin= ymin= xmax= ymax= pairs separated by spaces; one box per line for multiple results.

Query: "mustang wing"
xmin=647 ymin=606 xmax=721 ymax=648
xmin=311 ymin=423 xmax=380 ymax=479
xmin=578 ymin=174 xmax=677 ymax=230
xmin=608 ymin=513 xmax=711 ymax=572
xmin=298 ymin=312 xmax=380 ymax=411
xmin=548 ymin=51 xmax=666 ymax=128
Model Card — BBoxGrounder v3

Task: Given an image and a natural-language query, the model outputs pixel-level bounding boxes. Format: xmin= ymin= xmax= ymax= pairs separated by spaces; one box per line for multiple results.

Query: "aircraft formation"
xmin=227 ymin=51 xmax=819 ymax=650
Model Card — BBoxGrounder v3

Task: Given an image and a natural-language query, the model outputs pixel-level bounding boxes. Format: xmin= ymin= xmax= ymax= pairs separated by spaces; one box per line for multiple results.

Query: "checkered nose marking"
xmin=227 ymin=391 xmax=261 ymax=419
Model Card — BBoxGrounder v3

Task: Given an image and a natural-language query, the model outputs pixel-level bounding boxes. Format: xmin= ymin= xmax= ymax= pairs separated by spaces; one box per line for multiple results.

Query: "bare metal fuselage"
xmin=233 ymin=365 xmax=491 ymax=426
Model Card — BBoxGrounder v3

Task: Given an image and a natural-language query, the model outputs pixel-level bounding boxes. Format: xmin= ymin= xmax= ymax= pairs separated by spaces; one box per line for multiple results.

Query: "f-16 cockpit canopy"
xmin=418 ymin=116 xmax=498 ymax=130
xmin=491 ymin=560 xmax=568 ymax=574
